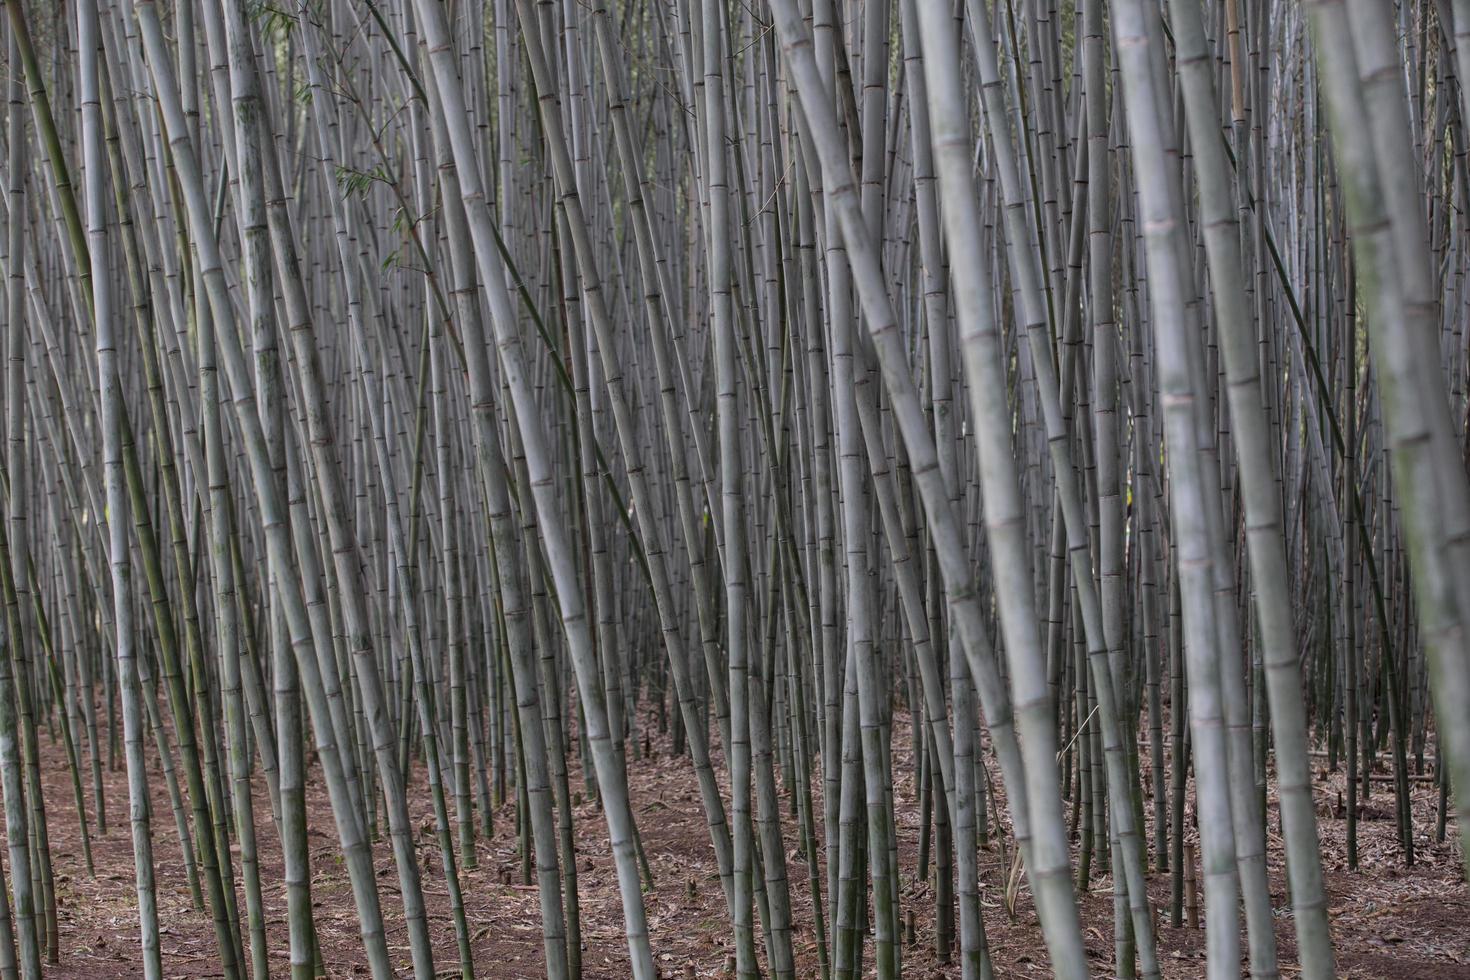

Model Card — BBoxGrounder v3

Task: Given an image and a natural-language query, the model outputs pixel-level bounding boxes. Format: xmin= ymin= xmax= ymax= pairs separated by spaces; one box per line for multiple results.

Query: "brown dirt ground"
xmin=11 ymin=704 xmax=1469 ymax=978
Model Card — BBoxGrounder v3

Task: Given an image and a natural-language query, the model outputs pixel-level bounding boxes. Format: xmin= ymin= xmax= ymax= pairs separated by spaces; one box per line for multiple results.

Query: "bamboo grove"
xmin=0 ymin=0 xmax=1466 ymax=976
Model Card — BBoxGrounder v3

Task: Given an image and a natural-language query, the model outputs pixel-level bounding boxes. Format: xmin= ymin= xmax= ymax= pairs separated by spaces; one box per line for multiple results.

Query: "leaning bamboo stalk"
xmin=768 ymin=1 xmax=1088 ymax=974
xmin=414 ymin=54 xmax=573 ymax=976
xmin=0 ymin=15 xmax=41 ymax=976
xmin=220 ymin=6 xmax=478 ymax=973
xmin=124 ymin=6 xmax=403 ymax=976
xmin=84 ymin=0 xmax=157 ymax=973
xmin=406 ymin=2 xmax=657 ymax=973
xmin=508 ymin=0 xmax=743 ymax=940
xmin=1307 ymin=0 xmax=1470 ymax=889
xmin=961 ymin=6 xmax=1162 ymax=973
xmin=1166 ymin=0 xmax=1335 ymax=972
xmin=1110 ymin=1 xmax=1242 ymax=975
xmin=696 ymin=1 xmax=758 ymax=970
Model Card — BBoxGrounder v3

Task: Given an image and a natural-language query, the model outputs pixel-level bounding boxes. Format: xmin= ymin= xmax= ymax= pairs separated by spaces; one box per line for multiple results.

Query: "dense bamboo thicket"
xmin=0 ymin=0 xmax=1467 ymax=976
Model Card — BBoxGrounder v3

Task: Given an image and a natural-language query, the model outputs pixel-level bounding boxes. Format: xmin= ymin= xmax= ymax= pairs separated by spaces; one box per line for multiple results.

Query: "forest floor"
xmin=17 ymin=703 xmax=1470 ymax=978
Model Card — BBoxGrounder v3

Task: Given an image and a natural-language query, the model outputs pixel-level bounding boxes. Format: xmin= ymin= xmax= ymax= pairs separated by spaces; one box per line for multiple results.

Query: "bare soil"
xmin=15 ymin=706 xmax=1470 ymax=978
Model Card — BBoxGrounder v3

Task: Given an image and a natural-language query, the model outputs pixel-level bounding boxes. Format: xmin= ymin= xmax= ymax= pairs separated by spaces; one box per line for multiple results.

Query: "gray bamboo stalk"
xmin=960 ymin=5 xmax=1162 ymax=974
xmin=1307 ymin=0 xmax=1470 ymax=889
xmin=1 ymin=10 xmax=42 ymax=979
xmin=124 ymin=7 xmax=400 ymax=976
xmin=406 ymin=2 xmax=658 ymax=973
xmin=412 ymin=51 xmax=573 ymax=976
xmin=221 ymin=7 xmax=476 ymax=972
xmin=769 ymin=1 xmax=1088 ymax=974
xmin=700 ymin=0 xmax=758 ymax=970
xmin=1111 ymin=1 xmax=1242 ymax=974
xmin=1165 ymin=0 xmax=1336 ymax=972
xmin=508 ymin=0 xmax=742 ymax=941
xmin=86 ymin=0 xmax=159 ymax=973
